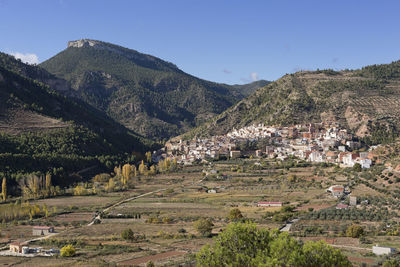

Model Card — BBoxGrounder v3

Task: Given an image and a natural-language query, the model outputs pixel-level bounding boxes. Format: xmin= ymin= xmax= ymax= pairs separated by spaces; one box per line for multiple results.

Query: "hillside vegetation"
xmin=40 ymin=39 xmax=267 ymax=139
xmin=187 ymin=63 xmax=400 ymax=143
xmin=0 ymin=53 xmax=154 ymax=189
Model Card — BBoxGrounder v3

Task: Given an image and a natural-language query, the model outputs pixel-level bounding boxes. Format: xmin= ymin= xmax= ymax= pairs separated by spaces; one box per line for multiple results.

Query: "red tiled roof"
xmin=33 ymin=226 xmax=53 ymax=230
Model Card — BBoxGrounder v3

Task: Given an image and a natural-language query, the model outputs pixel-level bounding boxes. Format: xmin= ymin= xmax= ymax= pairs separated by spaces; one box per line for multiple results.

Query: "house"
xmin=9 ymin=242 xmax=28 ymax=253
xmin=32 ymin=226 xmax=54 ymax=236
xmin=230 ymin=150 xmax=241 ymax=159
xmin=372 ymin=246 xmax=396 ymax=255
xmin=336 ymin=204 xmax=349 ymax=210
xmin=327 ymin=185 xmax=345 ymax=198
xmin=257 ymin=201 xmax=283 ymax=207
xmin=350 ymin=196 xmax=357 ymax=206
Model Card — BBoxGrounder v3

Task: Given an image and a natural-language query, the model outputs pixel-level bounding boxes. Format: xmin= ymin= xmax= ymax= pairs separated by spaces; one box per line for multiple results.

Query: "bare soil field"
xmin=118 ymin=251 xmax=187 ymax=266
xmin=54 ymin=212 xmax=94 ymax=222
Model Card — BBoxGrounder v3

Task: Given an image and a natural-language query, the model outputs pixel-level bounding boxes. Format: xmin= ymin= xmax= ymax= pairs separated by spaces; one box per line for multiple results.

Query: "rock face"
xmin=68 ymin=39 xmax=99 ymax=48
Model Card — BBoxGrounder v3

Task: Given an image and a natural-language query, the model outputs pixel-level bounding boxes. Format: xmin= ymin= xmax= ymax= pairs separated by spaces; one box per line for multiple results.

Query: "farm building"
xmin=32 ymin=226 xmax=54 ymax=236
xmin=349 ymin=196 xmax=357 ymax=206
xmin=257 ymin=201 xmax=283 ymax=207
xmin=229 ymin=150 xmax=241 ymax=159
xmin=336 ymin=204 xmax=348 ymax=210
xmin=372 ymin=246 xmax=396 ymax=255
xmin=9 ymin=242 xmax=28 ymax=253
xmin=326 ymin=185 xmax=345 ymax=198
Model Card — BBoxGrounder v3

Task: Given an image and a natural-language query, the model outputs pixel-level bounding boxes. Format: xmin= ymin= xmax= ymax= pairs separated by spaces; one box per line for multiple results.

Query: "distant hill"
xmin=0 ymin=52 xmax=154 ymax=180
xmin=230 ymin=80 xmax=270 ymax=97
xmin=40 ymin=39 xmax=265 ymax=139
xmin=186 ymin=64 xmax=400 ymax=145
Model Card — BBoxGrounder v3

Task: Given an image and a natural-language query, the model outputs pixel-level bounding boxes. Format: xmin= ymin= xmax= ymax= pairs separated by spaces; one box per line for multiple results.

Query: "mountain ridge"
xmin=184 ymin=63 xmax=400 ymax=145
xmin=40 ymin=39 xmax=268 ymax=139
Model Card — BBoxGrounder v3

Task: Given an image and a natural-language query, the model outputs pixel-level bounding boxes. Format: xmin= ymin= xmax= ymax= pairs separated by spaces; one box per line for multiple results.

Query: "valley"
xmin=2 ymin=40 xmax=400 ymax=266
xmin=2 ymin=156 xmax=400 ymax=266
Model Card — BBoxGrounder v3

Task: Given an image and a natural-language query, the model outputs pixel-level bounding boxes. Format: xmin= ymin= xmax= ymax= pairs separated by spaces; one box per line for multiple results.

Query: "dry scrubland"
xmin=1 ymin=159 xmax=400 ymax=266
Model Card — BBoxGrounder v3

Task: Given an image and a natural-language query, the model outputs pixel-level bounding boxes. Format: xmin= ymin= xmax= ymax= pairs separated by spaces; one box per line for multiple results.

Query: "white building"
xmin=372 ymin=246 xmax=396 ymax=255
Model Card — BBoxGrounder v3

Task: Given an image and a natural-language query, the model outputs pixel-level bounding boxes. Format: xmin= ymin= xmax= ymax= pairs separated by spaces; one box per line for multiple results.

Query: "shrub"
xmin=60 ymin=244 xmax=76 ymax=257
xmin=121 ymin=228 xmax=134 ymax=241
xmin=346 ymin=225 xmax=364 ymax=238
xmin=227 ymin=208 xmax=243 ymax=221
xmin=194 ymin=218 xmax=214 ymax=237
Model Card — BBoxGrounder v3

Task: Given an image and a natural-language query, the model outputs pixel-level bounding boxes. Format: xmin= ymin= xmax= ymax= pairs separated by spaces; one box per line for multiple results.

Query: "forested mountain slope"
xmin=40 ymin=39 xmax=267 ymax=139
xmin=0 ymin=53 xmax=154 ymax=181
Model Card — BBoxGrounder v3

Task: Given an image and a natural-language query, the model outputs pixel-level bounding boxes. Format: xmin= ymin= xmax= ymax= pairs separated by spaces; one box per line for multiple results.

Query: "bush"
xmin=194 ymin=218 xmax=214 ymax=237
xmin=121 ymin=228 xmax=134 ymax=241
xmin=346 ymin=225 xmax=364 ymax=238
xmin=196 ymin=222 xmax=351 ymax=266
xmin=227 ymin=208 xmax=243 ymax=221
xmin=60 ymin=244 xmax=76 ymax=257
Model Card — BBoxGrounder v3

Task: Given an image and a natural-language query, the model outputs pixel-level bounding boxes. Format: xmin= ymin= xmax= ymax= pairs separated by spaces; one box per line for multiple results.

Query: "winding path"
xmin=88 ymin=188 xmax=167 ymax=226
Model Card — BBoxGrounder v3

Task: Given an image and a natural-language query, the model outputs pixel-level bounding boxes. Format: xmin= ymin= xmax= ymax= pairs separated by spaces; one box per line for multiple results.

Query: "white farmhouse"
xmin=372 ymin=246 xmax=396 ymax=255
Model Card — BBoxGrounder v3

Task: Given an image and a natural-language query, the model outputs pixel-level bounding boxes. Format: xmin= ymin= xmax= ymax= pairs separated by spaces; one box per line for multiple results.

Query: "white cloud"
xmin=250 ymin=72 xmax=259 ymax=81
xmin=11 ymin=52 xmax=39 ymax=65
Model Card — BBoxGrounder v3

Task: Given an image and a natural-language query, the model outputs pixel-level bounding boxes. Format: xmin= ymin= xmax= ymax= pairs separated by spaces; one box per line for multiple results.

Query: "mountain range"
xmin=0 ymin=52 xmax=154 ymax=178
xmin=3 ymin=38 xmax=400 ymax=179
xmin=40 ymin=39 xmax=269 ymax=139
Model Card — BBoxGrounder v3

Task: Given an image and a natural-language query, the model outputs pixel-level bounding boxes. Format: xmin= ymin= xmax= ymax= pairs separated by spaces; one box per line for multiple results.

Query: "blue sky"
xmin=1 ymin=0 xmax=400 ymax=84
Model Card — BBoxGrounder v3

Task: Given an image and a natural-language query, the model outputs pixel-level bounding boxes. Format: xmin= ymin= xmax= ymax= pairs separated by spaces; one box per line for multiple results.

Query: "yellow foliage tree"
xmin=106 ymin=178 xmax=115 ymax=192
xmin=149 ymin=165 xmax=156 ymax=175
xmin=114 ymin=165 xmax=122 ymax=177
xmin=122 ymin=164 xmax=134 ymax=185
xmin=45 ymin=173 xmax=52 ymax=190
xmin=73 ymin=185 xmax=86 ymax=196
xmin=157 ymin=160 xmax=165 ymax=173
xmin=1 ymin=177 xmax=6 ymax=202
xmin=145 ymin=151 xmax=152 ymax=163
xmin=139 ymin=160 xmax=147 ymax=175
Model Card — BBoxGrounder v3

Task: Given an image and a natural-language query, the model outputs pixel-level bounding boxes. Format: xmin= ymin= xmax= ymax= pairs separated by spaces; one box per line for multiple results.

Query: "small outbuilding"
xmin=372 ymin=245 xmax=396 ymax=255
xmin=257 ymin=201 xmax=283 ymax=207
xmin=9 ymin=242 xmax=28 ymax=253
xmin=32 ymin=226 xmax=54 ymax=236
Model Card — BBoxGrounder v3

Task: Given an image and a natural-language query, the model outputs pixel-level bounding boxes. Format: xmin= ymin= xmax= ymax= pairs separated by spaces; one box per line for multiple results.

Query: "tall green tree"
xmin=196 ymin=222 xmax=351 ymax=267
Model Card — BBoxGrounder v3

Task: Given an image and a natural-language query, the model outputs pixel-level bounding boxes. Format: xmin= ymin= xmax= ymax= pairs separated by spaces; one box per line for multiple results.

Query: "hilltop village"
xmin=162 ymin=123 xmax=374 ymax=168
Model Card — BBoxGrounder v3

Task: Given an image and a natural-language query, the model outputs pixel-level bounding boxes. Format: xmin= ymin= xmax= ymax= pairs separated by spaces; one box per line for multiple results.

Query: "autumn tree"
xmin=1 ymin=178 xmax=6 ymax=202
xmin=60 ymin=245 xmax=76 ymax=257
xmin=346 ymin=225 xmax=364 ymax=238
xmin=145 ymin=151 xmax=152 ymax=163
xmin=138 ymin=160 xmax=147 ymax=175
xmin=122 ymin=164 xmax=134 ymax=186
xmin=106 ymin=178 xmax=115 ymax=192
xmin=149 ymin=165 xmax=156 ymax=175
xmin=45 ymin=173 xmax=52 ymax=190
